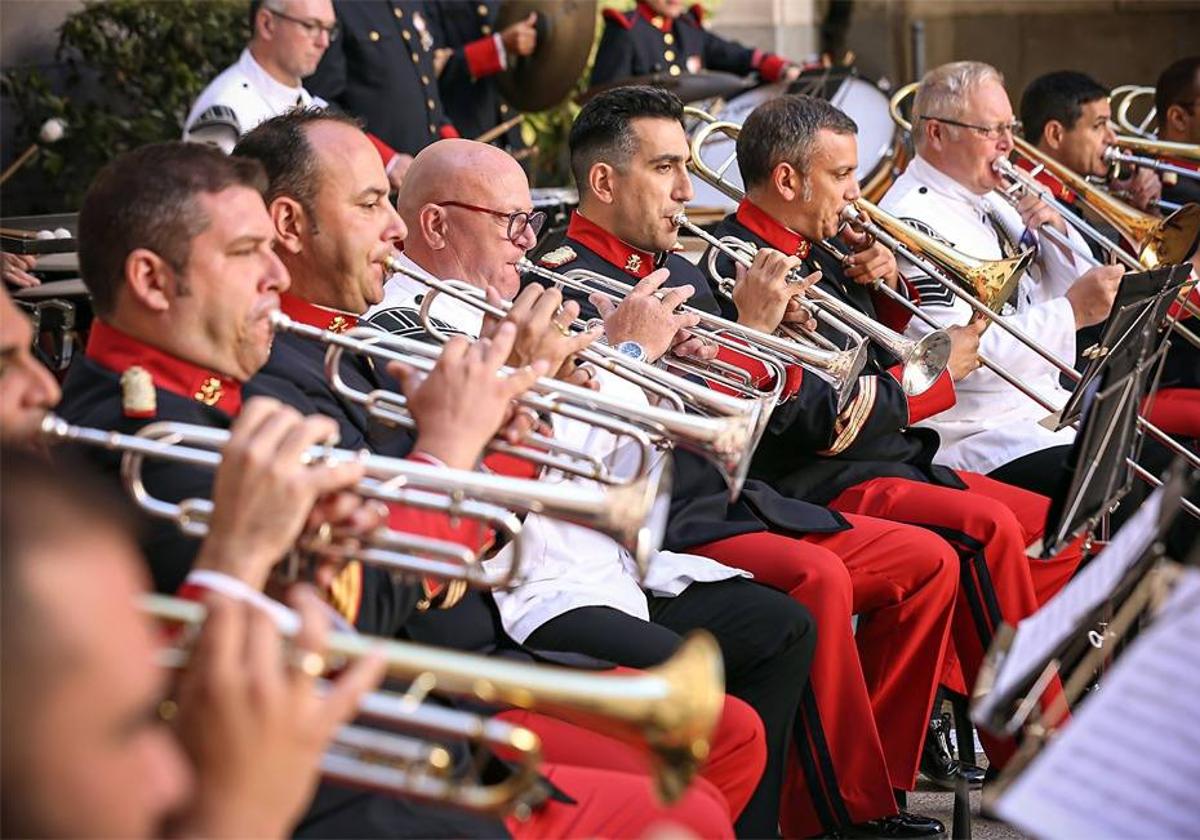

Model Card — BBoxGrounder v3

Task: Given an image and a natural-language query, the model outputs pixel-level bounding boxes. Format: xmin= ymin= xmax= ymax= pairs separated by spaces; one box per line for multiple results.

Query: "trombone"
xmin=685 ymin=110 xmax=955 ymax=395
xmin=147 ymin=592 xmax=725 ymax=808
xmin=41 ymin=413 xmax=672 ymax=582
xmin=384 ymin=256 xmax=769 ymax=497
xmin=1105 ymin=139 xmax=1200 ymax=185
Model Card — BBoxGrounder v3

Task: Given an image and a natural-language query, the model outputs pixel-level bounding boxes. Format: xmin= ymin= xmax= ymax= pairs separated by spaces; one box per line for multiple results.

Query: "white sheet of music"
xmin=994 ymin=569 xmax=1200 ymax=838
xmin=973 ymin=486 xmax=1164 ymax=726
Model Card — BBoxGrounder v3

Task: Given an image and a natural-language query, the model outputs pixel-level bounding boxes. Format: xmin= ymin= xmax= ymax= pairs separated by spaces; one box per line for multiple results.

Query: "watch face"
xmin=616 ymin=340 xmax=647 ymax=362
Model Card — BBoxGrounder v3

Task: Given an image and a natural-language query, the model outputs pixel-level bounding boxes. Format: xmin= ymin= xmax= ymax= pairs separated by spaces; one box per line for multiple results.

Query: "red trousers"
xmin=689 ymin=513 xmax=958 ymax=837
xmin=1144 ymin=387 xmax=1200 ymax=439
xmin=829 ymin=471 xmax=1084 ymax=768
xmin=505 ymin=765 xmax=734 ymax=839
xmin=497 ymin=692 xmax=765 ymax=822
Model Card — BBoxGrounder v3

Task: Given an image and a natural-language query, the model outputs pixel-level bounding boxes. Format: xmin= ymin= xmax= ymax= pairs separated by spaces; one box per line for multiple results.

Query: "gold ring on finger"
xmin=553 ymin=321 xmax=572 ymax=337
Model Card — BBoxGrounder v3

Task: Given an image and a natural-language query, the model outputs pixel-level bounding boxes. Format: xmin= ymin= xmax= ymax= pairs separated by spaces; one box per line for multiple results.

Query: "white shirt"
xmin=184 ymin=48 xmax=327 ymax=152
xmin=366 ymin=256 xmax=747 ymax=643
xmin=878 ymin=154 xmax=1087 ymax=475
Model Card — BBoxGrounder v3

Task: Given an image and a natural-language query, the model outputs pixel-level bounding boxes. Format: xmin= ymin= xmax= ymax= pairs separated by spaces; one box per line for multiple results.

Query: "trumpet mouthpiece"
xmin=514 ymin=257 xmax=535 ymax=273
xmin=383 ymin=253 xmax=401 ymax=271
xmin=267 ymin=310 xmax=292 ymax=331
xmin=671 ymin=212 xmax=689 ymax=227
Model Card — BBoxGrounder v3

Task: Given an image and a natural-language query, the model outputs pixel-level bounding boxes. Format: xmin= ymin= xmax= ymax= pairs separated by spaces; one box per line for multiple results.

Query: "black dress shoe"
xmin=843 ymin=811 xmax=946 ymax=838
xmin=920 ymin=712 xmax=984 ymax=790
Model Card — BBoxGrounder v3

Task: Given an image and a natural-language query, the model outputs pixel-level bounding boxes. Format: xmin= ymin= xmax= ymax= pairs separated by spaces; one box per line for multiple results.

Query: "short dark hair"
xmin=233 ymin=106 xmax=362 ymax=228
xmin=738 ymin=94 xmax=858 ymax=190
xmin=1156 ymin=56 xmax=1200 ymax=122
xmin=77 ymin=142 xmax=267 ymax=318
xmin=1019 ymin=71 xmax=1109 ymax=144
xmin=249 ymin=0 xmax=263 ymax=32
xmin=568 ymin=85 xmax=686 ymax=190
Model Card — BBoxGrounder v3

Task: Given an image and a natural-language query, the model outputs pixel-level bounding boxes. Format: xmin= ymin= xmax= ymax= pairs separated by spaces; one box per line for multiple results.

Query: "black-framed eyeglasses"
xmin=266 ymin=6 xmax=341 ymax=41
xmin=436 ymin=201 xmax=547 ymax=244
xmin=921 ymin=115 xmax=1022 ymax=141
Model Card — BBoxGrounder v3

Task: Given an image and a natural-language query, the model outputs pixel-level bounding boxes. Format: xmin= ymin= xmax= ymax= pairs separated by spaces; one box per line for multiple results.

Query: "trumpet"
xmin=385 ymin=255 xmax=769 ymax=497
xmin=41 ymin=413 xmax=671 ymax=582
xmin=146 ymin=592 xmax=725 ymax=806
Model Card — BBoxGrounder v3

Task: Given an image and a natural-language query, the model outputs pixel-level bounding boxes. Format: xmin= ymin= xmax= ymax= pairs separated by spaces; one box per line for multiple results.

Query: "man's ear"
xmin=417 ymin=203 xmax=449 ymax=250
xmin=1164 ymin=103 xmax=1188 ymax=135
xmin=1042 ymin=119 xmax=1065 ymax=151
xmin=772 ymin=161 xmax=801 ymax=202
xmin=587 ymin=162 xmax=618 ymax=206
xmin=270 ymin=196 xmax=308 ymax=255
xmin=123 ymin=248 xmax=174 ymax=313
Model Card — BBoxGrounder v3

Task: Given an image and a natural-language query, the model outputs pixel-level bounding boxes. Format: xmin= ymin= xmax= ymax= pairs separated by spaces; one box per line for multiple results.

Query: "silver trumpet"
xmin=146 ymin=593 xmax=726 ymax=807
xmin=385 ymin=255 xmax=769 ymax=498
xmin=41 ymin=413 xmax=671 ymax=582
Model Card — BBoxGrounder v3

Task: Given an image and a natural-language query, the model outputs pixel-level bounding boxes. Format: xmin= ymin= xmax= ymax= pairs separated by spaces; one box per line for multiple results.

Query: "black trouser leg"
xmin=986 ymin=444 xmax=1074 ymax=499
xmin=649 ymin=579 xmax=816 ymax=839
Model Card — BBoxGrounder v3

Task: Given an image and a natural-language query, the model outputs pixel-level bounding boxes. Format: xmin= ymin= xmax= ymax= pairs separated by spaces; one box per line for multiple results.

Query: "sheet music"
xmin=973 ymin=486 xmax=1164 ymax=727
xmin=993 ymin=569 xmax=1200 ymax=839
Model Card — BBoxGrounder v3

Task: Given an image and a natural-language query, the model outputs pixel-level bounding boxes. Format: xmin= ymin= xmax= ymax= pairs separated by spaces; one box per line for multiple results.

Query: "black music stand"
xmin=1055 ymin=264 xmax=1189 ymax=430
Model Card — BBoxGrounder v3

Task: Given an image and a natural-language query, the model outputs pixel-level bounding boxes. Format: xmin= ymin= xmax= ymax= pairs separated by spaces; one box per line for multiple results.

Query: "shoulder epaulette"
xmin=602 ymin=7 xmax=635 ymax=29
xmin=539 ymin=245 xmax=578 ymax=268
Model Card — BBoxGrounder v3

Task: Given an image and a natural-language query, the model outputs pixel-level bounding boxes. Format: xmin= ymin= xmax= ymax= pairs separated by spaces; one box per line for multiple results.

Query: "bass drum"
xmin=687 ymin=72 xmax=903 ymax=212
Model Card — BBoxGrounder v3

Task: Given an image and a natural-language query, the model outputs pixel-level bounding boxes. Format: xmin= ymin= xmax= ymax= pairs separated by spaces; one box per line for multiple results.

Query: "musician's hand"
xmin=1112 ymin=166 xmax=1162 ymax=213
xmin=1016 ymin=192 xmax=1066 ymax=235
xmin=501 ymin=13 xmax=538 ymax=58
xmin=558 ymin=359 xmax=600 ymax=391
xmin=781 ymin=296 xmax=819 ymax=332
xmin=781 ymin=64 xmax=803 ymax=83
xmin=839 ymin=227 xmax=899 ymax=289
xmin=2 ymin=252 xmax=39 ymax=288
xmin=671 ymin=330 xmax=718 ymax=361
xmin=194 ymin=398 xmax=367 ymax=591
xmin=486 ymin=284 xmax=599 ymax=379
xmin=171 ymin=586 xmax=386 ymax=840
xmin=1066 ymin=263 xmax=1123 ymax=328
xmin=590 ymin=268 xmax=699 ymax=361
xmin=732 ymin=248 xmax=811 ymax=334
xmin=945 ymin=318 xmax=987 ymax=381
xmin=432 ymin=47 xmax=453 ymax=77
xmin=294 ymin=493 xmax=391 ymax=593
xmin=390 ymin=321 xmax=548 ymax=469
xmin=386 ymin=153 xmax=414 ymax=194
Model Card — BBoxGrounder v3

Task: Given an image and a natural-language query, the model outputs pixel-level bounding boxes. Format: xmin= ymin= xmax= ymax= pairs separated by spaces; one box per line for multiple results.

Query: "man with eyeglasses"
xmin=185 ymin=1 xmax=409 ymax=190
xmin=879 ymin=60 xmax=1125 ymax=498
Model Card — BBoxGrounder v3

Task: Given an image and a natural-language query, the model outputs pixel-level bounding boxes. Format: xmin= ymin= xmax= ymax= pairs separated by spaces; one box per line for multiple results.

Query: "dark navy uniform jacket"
xmin=425 ymin=0 xmax=523 ymax=150
xmin=530 ymin=210 xmax=849 ymax=549
xmin=704 ymin=200 xmax=966 ymax=503
xmin=308 ymin=1 xmax=458 ymax=156
xmin=591 ymin=1 xmax=793 ymax=88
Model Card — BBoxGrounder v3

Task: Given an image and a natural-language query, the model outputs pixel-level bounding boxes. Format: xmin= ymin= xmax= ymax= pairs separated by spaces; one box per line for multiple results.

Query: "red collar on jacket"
xmin=735 ymin=198 xmax=813 ymax=258
xmin=636 ymin=1 xmax=675 ymax=31
xmin=86 ymin=319 xmax=243 ymax=417
xmin=1014 ymin=154 xmax=1077 ymax=205
xmin=278 ymin=293 xmax=361 ymax=333
xmin=566 ymin=211 xmax=660 ymax=278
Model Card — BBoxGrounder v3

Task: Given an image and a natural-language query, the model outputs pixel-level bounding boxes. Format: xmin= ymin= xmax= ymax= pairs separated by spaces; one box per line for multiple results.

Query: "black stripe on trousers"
xmin=793 ymin=682 xmax=854 ymax=830
xmin=901 ymin=522 xmax=1003 ymax=652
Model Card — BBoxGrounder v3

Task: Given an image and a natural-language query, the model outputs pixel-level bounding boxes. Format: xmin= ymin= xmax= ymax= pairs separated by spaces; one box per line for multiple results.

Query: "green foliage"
xmin=2 ymin=0 xmax=247 ymax=210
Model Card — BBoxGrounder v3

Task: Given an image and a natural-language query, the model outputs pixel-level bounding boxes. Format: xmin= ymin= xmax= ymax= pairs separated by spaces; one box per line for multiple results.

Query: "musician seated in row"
xmin=184 ymin=0 xmax=405 ymax=188
xmin=1020 ymin=69 xmax=1199 ymax=442
xmin=878 ymin=60 xmax=1125 ymax=499
xmin=0 ymin=293 xmax=386 ymax=839
xmin=232 ymin=107 xmax=804 ymax=837
xmin=230 ymin=109 xmax=776 ymax=835
xmin=1155 ymin=55 xmax=1200 ymax=208
xmin=591 ymin=0 xmax=803 ymax=89
xmin=524 ymin=86 xmax=977 ymax=837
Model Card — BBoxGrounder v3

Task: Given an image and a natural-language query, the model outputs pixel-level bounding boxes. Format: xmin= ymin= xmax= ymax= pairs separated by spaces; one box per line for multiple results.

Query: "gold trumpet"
xmin=41 ymin=413 xmax=671 ymax=583
xmin=146 ymin=592 xmax=725 ymax=806
xmin=385 ymin=256 xmax=768 ymax=498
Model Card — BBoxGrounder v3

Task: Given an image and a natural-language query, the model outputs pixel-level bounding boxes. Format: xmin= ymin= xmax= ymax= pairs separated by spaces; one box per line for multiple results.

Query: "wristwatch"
xmin=615 ymin=340 xmax=648 ymax=363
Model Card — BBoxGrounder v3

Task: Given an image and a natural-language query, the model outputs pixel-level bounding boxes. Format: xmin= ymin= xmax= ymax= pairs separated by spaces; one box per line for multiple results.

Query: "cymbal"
xmin=578 ymin=70 xmax=757 ymax=106
xmin=495 ymin=0 xmax=598 ymax=113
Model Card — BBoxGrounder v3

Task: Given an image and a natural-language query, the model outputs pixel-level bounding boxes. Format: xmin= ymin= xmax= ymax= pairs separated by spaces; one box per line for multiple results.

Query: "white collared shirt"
xmin=878 ymin=154 xmax=1087 ymax=475
xmin=184 ymin=49 xmax=327 ymax=152
xmin=365 ymin=257 xmax=747 ymax=643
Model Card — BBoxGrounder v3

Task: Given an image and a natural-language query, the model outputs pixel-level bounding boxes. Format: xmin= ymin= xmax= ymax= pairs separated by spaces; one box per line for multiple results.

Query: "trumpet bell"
xmin=902 ymin=329 xmax=953 ymax=394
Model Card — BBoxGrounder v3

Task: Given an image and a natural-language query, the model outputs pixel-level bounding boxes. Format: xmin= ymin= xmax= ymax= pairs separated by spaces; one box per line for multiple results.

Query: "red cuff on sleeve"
xmin=756 ymin=53 xmax=790 ymax=83
xmin=464 ymin=35 xmax=504 ymax=79
xmin=482 ymin=451 xmax=540 ymax=480
xmin=438 ymin=123 xmax=460 ymax=140
xmin=366 ymin=132 xmax=398 ymax=168
xmin=870 ymin=280 xmax=916 ymax=332
xmin=889 ymin=365 xmax=956 ymax=424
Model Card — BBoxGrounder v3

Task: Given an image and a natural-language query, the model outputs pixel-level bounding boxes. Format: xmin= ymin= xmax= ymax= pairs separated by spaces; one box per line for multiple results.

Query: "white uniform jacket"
xmin=878 ymin=154 xmax=1088 ymax=475
xmin=184 ymin=49 xmax=326 ymax=152
xmin=366 ymin=255 xmax=747 ymax=643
